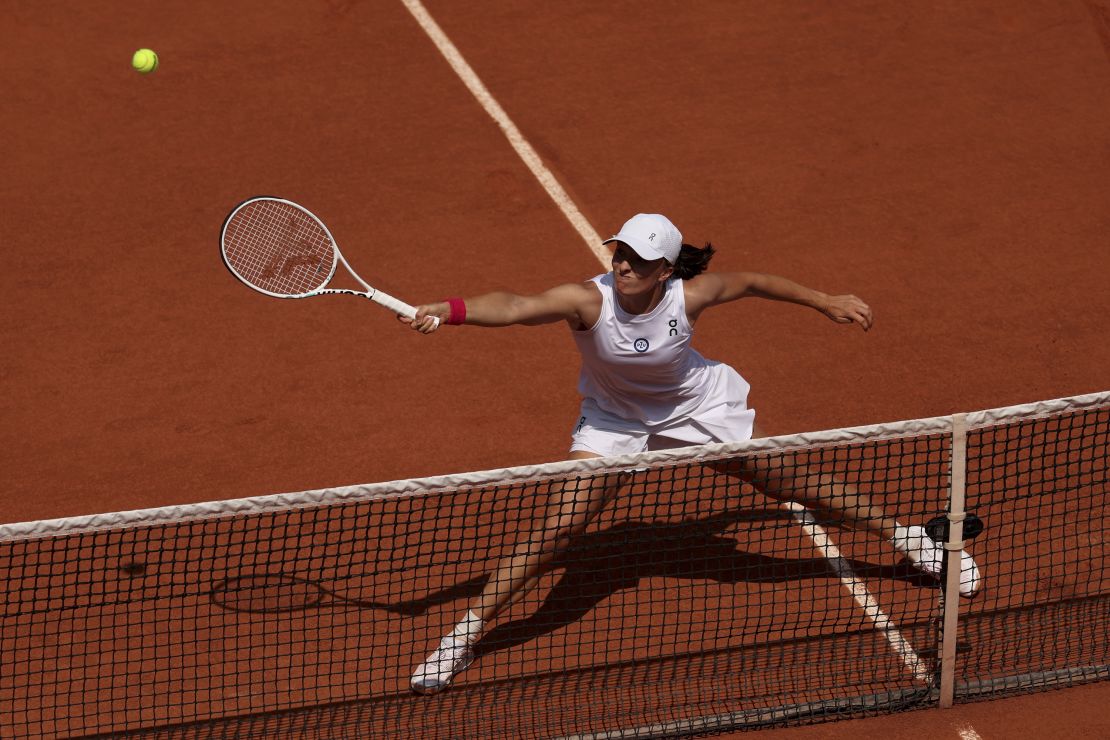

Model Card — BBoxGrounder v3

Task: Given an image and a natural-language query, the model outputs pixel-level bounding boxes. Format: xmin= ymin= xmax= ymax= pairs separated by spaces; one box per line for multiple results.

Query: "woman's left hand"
xmin=822 ymin=294 xmax=873 ymax=331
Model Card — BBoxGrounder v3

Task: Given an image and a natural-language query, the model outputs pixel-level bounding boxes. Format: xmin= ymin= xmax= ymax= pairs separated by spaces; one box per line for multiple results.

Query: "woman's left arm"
xmin=685 ymin=272 xmax=873 ymax=331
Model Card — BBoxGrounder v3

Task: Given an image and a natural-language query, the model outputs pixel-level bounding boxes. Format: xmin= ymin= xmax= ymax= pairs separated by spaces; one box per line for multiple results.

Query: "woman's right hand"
xmin=399 ymin=303 xmax=448 ymax=334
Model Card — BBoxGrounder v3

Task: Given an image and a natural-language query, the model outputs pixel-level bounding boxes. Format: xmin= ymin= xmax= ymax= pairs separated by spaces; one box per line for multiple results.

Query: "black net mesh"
xmin=1 ymin=398 xmax=1105 ymax=738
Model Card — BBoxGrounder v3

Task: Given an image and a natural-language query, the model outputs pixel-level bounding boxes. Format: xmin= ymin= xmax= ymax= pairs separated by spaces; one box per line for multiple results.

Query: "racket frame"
xmin=220 ymin=196 xmax=430 ymax=322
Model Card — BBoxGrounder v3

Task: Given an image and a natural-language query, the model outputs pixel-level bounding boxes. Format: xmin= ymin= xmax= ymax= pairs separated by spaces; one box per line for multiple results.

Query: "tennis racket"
xmin=220 ymin=196 xmax=437 ymax=326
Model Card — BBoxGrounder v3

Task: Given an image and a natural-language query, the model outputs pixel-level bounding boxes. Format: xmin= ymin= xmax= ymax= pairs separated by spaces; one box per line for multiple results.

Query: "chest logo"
xmin=633 ymin=338 xmax=650 ymax=353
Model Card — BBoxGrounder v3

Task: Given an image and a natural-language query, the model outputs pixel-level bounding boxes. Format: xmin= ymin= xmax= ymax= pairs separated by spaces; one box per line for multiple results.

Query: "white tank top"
xmin=573 ymin=273 xmax=741 ymax=427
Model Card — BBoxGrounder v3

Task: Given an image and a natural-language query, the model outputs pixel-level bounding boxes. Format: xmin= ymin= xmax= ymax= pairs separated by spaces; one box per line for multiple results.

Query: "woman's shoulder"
xmin=678 ymin=272 xmax=727 ymax=318
xmin=678 ymin=272 xmax=716 ymax=297
xmin=572 ymin=274 xmax=609 ymax=297
xmin=539 ymin=278 xmax=604 ymax=309
xmin=557 ymin=276 xmax=605 ymax=329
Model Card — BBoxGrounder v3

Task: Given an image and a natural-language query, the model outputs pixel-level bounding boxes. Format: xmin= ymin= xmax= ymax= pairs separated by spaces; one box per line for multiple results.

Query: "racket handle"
xmin=371 ymin=291 xmax=441 ymax=329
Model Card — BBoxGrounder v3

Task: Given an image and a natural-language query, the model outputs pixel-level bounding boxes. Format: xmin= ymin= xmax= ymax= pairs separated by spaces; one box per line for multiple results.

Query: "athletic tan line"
xmin=400 ymin=0 xmax=930 ymax=687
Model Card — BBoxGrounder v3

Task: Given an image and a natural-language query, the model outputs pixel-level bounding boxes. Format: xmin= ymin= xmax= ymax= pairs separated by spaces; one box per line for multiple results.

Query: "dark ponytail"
xmin=672 ymin=242 xmax=715 ymax=279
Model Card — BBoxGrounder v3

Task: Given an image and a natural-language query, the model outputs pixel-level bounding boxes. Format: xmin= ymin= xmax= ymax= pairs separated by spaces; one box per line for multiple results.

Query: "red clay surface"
xmin=2 ymin=0 xmax=1108 ymax=737
xmin=747 ymin=680 xmax=1110 ymax=739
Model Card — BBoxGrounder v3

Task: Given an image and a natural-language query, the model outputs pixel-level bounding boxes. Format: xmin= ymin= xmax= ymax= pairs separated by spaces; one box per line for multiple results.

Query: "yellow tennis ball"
xmin=132 ymin=48 xmax=159 ymax=74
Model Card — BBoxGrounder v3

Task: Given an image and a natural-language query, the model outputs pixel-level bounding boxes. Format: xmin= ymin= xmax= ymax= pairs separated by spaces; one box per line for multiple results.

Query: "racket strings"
xmin=223 ymin=200 xmax=336 ymax=297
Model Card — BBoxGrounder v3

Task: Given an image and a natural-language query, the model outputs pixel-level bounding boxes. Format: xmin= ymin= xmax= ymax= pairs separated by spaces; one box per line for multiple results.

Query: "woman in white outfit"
xmin=401 ymin=213 xmax=981 ymax=695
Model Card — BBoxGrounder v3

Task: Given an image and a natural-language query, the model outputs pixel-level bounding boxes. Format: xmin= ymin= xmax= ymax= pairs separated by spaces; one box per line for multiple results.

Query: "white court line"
xmin=957 ymin=723 xmax=984 ymax=740
xmin=783 ymin=503 xmax=931 ymax=683
xmin=399 ymin=0 xmax=609 ymax=268
xmin=402 ymin=0 xmax=928 ymax=687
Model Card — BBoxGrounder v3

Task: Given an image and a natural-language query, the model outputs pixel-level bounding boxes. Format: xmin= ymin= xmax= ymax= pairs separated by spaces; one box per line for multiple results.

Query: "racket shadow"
xmin=208 ymin=573 xmax=487 ymax=617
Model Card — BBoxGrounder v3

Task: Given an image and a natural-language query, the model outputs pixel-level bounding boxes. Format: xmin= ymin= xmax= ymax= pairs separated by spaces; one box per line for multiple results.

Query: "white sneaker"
xmin=902 ymin=525 xmax=982 ymax=597
xmin=410 ymin=636 xmax=475 ymax=695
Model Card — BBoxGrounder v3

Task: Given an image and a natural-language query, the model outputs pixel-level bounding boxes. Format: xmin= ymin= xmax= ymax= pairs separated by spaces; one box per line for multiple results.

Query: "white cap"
xmin=602 ymin=213 xmax=683 ymax=264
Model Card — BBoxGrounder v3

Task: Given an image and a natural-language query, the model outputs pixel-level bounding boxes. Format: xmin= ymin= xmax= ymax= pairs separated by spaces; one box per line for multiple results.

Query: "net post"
xmin=939 ymin=412 xmax=969 ymax=708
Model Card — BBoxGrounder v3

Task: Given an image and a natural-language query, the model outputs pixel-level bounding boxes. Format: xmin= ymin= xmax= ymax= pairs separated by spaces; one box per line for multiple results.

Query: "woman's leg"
xmin=472 ymin=452 xmax=623 ymax=622
xmin=731 ymin=454 xmax=900 ymax=539
xmin=411 ymin=450 xmax=623 ymax=694
xmin=721 ymin=424 xmax=980 ymax=596
xmin=711 ymin=423 xmax=897 ymax=537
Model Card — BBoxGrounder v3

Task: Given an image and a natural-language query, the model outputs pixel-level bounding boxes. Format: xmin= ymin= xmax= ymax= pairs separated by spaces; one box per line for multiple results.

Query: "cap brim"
xmin=602 ymin=235 xmax=667 ymax=262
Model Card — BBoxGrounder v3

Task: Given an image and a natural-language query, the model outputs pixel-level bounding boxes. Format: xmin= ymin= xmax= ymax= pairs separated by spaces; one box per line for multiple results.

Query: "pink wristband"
xmin=444 ymin=297 xmax=466 ymax=325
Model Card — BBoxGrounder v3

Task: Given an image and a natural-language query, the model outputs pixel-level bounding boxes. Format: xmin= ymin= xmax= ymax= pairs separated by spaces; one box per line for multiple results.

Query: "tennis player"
xmin=401 ymin=213 xmax=981 ymax=695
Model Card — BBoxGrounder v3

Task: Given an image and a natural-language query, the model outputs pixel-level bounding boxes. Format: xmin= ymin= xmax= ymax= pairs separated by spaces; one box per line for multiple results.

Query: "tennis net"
xmin=1 ymin=392 xmax=1106 ymax=738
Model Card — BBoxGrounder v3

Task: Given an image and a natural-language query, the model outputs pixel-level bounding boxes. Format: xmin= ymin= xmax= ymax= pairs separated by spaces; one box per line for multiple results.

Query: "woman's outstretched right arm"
xmin=402 ymin=282 xmax=599 ymax=333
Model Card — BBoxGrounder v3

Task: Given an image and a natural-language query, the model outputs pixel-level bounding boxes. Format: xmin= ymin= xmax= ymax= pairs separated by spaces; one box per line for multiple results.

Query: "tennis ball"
xmin=132 ymin=48 xmax=159 ymax=74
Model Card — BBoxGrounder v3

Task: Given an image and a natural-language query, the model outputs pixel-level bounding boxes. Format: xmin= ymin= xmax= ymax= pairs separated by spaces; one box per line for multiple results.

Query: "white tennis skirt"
xmin=569 ymin=366 xmax=756 ymax=458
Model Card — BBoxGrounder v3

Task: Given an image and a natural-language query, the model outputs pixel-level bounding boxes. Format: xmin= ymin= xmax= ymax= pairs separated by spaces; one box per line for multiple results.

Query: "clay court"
xmin=2 ymin=1 xmax=1108 ymax=737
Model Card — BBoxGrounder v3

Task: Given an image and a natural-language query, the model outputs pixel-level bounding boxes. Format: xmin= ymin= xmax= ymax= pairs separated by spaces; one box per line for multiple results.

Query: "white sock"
xmin=449 ymin=610 xmax=484 ymax=645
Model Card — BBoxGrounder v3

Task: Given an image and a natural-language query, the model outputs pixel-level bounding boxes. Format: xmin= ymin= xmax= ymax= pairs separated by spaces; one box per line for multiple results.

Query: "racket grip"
xmin=371 ymin=291 xmax=441 ymax=328
xmin=371 ymin=290 xmax=417 ymax=318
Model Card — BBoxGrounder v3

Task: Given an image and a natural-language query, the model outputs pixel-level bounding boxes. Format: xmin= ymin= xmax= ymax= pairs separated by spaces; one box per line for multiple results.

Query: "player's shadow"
xmin=391 ymin=508 xmax=937 ymax=660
